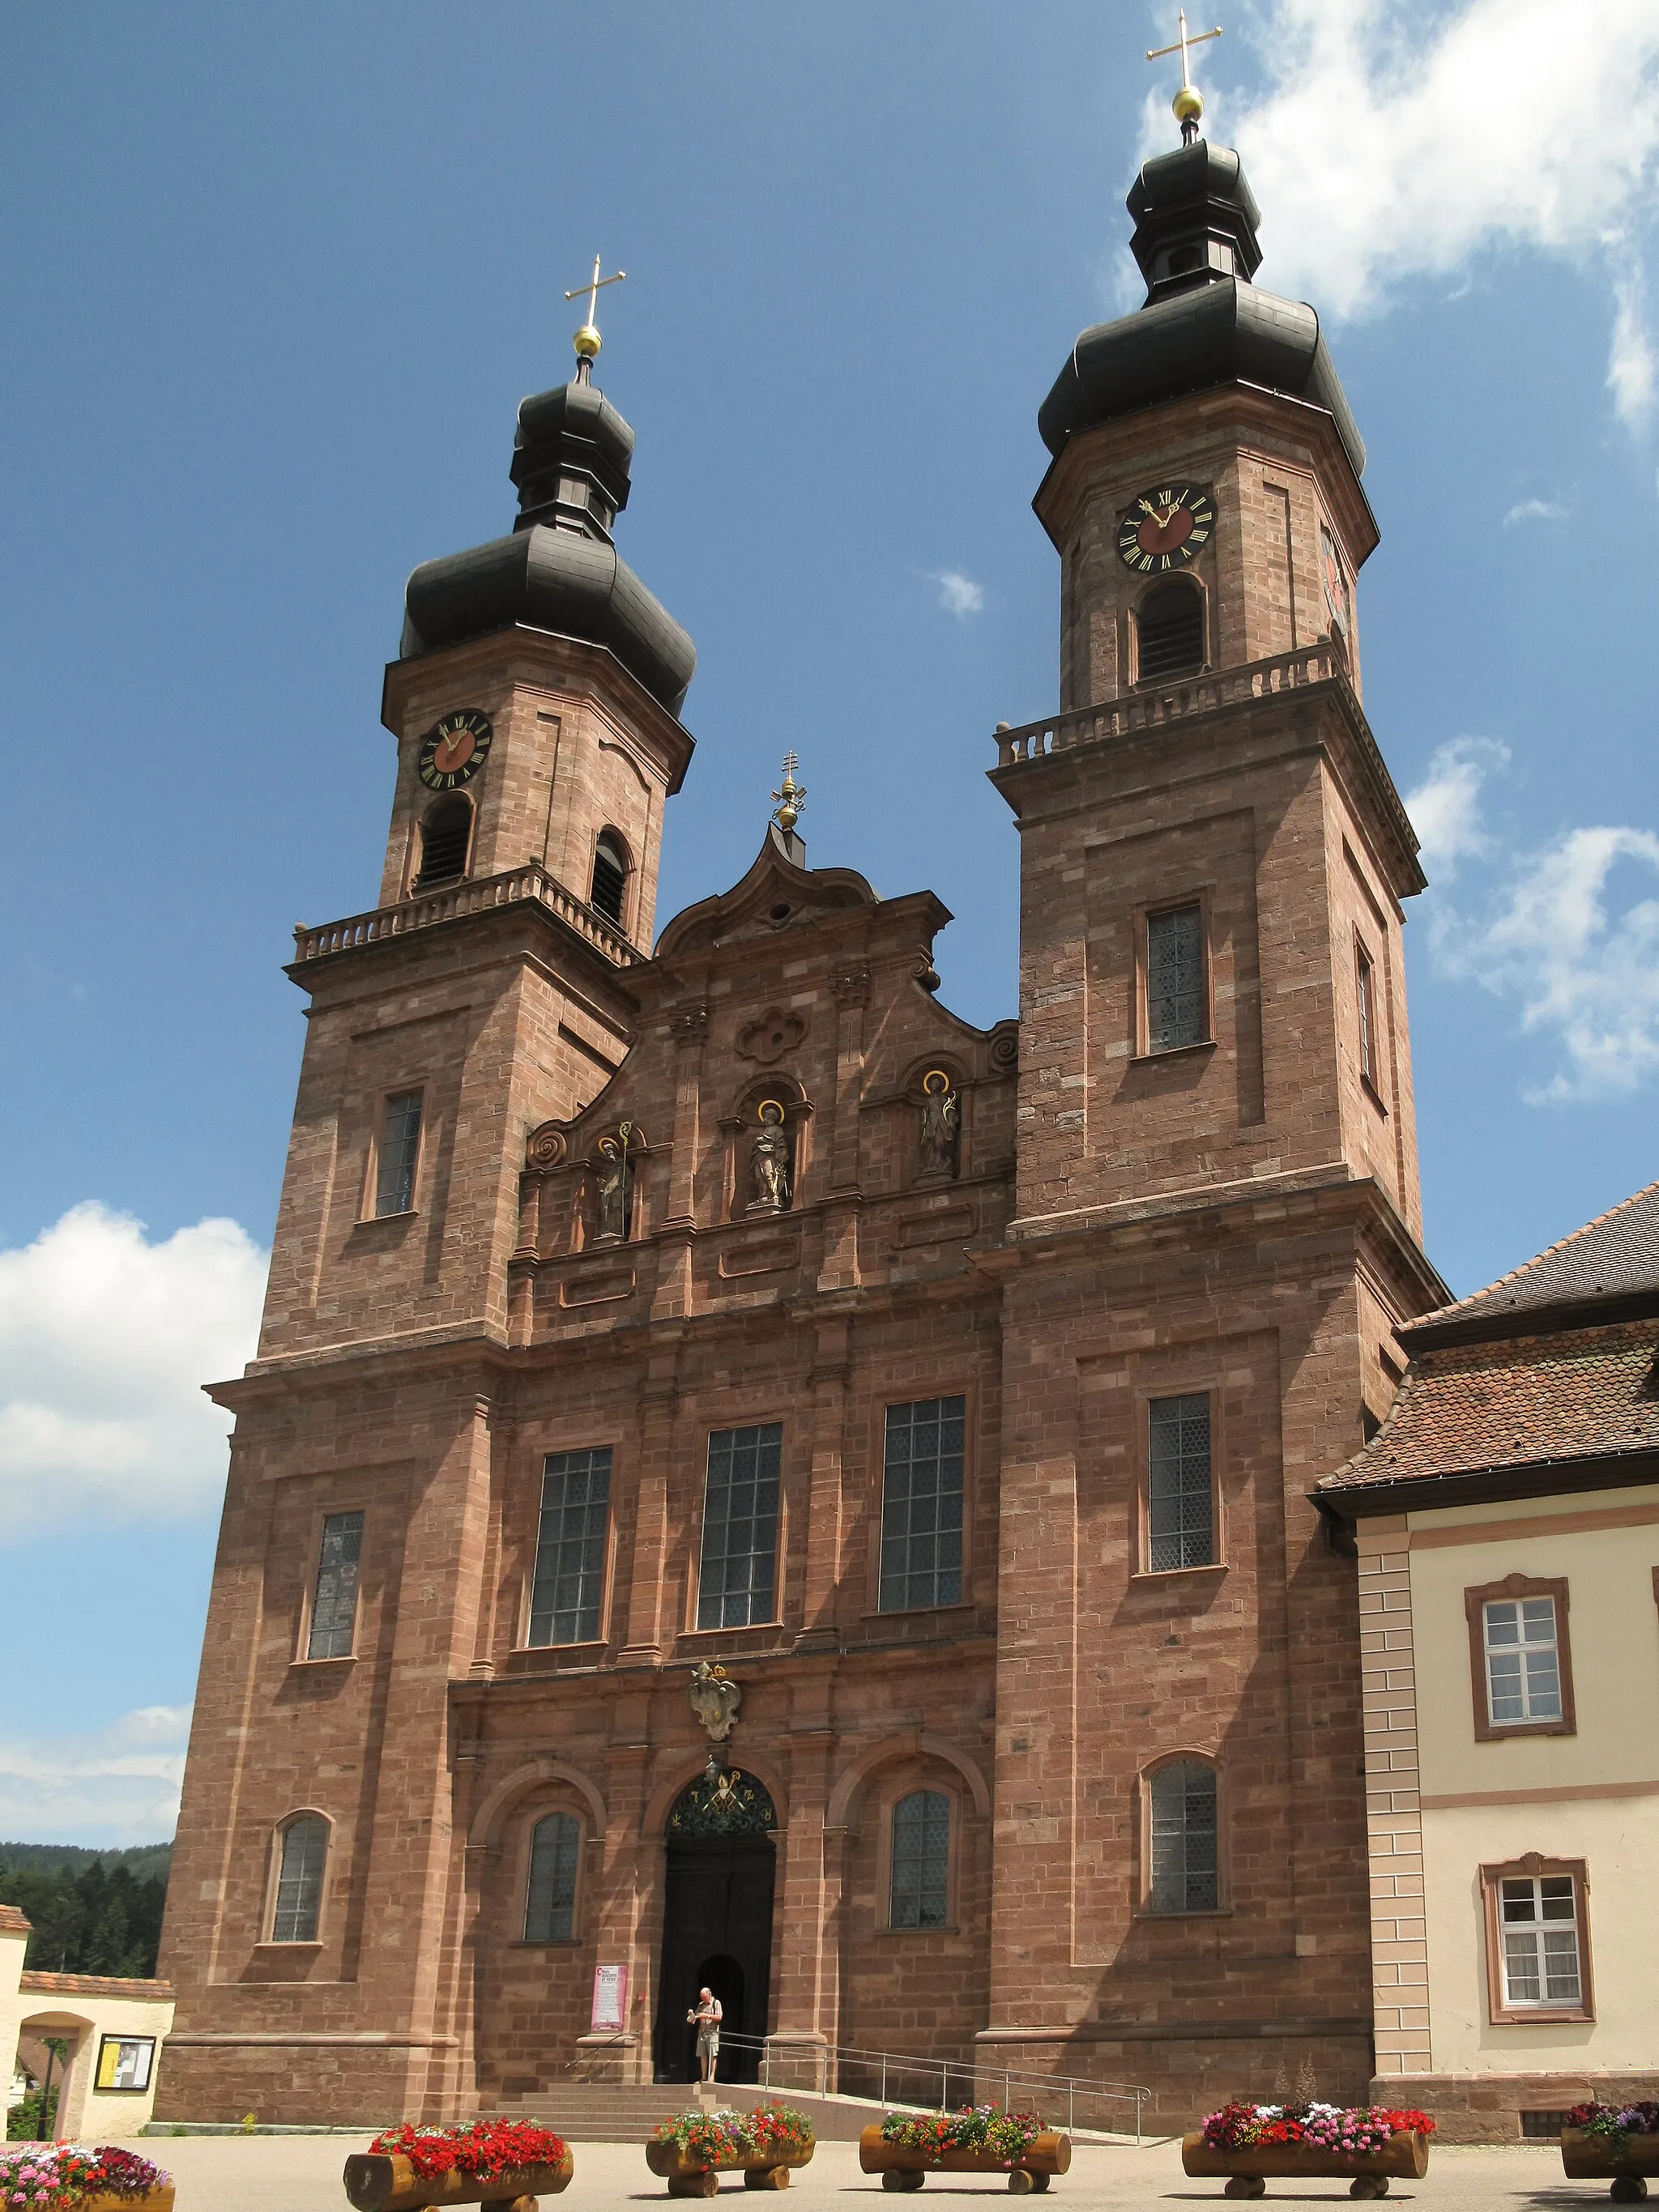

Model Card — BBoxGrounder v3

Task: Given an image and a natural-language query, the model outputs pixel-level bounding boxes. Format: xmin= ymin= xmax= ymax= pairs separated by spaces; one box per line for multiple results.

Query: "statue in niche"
xmin=591 ymin=1123 xmax=635 ymax=1242
xmin=748 ymin=1099 xmax=792 ymax=1213
xmin=918 ymin=1069 xmax=961 ymax=1177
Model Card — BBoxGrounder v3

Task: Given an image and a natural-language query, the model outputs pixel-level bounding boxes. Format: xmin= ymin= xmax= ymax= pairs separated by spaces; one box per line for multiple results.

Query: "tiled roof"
xmin=1405 ymin=1180 xmax=1659 ymax=1338
xmin=1321 ymin=1320 xmax=1659 ymax=1494
xmin=18 ymin=1970 xmax=173 ymax=2000
xmin=0 ymin=1903 xmax=31 ymax=1934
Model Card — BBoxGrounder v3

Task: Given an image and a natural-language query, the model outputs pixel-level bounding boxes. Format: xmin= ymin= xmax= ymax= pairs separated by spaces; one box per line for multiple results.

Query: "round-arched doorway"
xmin=653 ymin=1769 xmax=777 ymax=2085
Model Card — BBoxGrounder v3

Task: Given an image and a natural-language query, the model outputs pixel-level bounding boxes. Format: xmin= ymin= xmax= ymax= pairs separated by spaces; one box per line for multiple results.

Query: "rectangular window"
xmin=879 ymin=1396 xmax=966 ymax=1612
xmin=1147 ymin=1392 xmax=1214 ymax=1571
xmin=527 ymin=1448 xmax=612 ymax=1647
xmin=375 ymin=1090 xmax=423 ymax=1216
xmin=889 ymin=1790 xmax=950 ymax=1929
xmin=1500 ymin=1875 xmax=1582 ymax=2006
xmin=1484 ymin=1597 xmax=1563 ymax=1725
xmin=305 ymin=1511 xmax=364 ymax=1660
xmin=1145 ymin=905 xmax=1206 ymax=1051
xmin=1356 ymin=940 xmax=1378 ymax=1088
xmin=697 ymin=1423 xmax=782 ymax=1630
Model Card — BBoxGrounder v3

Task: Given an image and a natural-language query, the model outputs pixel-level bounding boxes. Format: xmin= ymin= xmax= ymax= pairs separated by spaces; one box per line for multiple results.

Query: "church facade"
xmin=156 ymin=138 xmax=1447 ymax=2131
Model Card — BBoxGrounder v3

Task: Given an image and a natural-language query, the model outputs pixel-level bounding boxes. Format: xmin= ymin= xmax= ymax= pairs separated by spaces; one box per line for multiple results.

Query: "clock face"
xmin=417 ymin=709 xmax=493 ymax=791
xmin=1116 ymin=483 xmax=1216 ymax=573
xmin=1320 ymin=524 xmax=1350 ymax=636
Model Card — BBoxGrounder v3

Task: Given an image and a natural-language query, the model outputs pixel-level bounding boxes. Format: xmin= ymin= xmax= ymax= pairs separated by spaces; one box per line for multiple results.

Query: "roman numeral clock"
xmin=417 ymin=708 xmax=493 ymax=791
xmin=1116 ymin=483 xmax=1215 ymax=573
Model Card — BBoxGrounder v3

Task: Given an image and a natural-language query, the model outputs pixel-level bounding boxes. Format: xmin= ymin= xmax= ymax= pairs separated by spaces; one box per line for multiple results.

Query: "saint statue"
xmin=592 ymin=1129 xmax=630 ymax=1241
xmin=748 ymin=1101 xmax=791 ymax=1211
xmin=918 ymin=1072 xmax=960 ymax=1176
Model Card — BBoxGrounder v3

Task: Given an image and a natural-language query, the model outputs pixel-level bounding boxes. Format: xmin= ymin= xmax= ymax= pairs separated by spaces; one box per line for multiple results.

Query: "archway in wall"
xmin=653 ymin=1770 xmax=777 ymax=2086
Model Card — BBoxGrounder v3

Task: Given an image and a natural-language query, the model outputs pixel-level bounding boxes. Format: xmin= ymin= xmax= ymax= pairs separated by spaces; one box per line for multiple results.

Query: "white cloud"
xmin=1405 ymin=735 xmax=1509 ymax=880
xmin=0 ymin=1204 xmax=267 ymax=1542
xmin=1205 ymin=0 xmax=1659 ymax=426
xmin=1410 ymin=739 xmax=1659 ymax=1100
xmin=1503 ymin=497 xmax=1569 ymax=526
xmin=933 ymin=569 xmax=984 ymax=619
xmin=0 ymin=1705 xmax=191 ymax=1845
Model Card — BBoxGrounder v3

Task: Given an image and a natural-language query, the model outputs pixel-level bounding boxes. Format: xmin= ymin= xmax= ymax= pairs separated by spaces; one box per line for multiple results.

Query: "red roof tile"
xmin=18 ymin=1970 xmax=173 ymax=2000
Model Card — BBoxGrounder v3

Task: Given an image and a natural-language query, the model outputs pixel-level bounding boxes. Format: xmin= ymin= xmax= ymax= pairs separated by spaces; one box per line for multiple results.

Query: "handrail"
xmin=292 ymin=863 xmax=639 ymax=968
xmin=994 ymin=642 xmax=1341 ymax=768
xmin=710 ymin=2029 xmax=1151 ymax=2145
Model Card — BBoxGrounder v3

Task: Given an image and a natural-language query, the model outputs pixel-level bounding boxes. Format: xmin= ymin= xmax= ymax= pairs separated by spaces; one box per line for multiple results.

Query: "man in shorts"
xmin=687 ymin=1985 xmax=723 ymax=2082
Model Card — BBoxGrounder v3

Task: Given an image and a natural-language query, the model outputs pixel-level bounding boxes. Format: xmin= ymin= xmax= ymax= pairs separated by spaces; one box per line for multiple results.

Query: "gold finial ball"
xmin=573 ymin=322 xmax=602 ymax=360
xmin=1172 ymin=83 xmax=1204 ymax=124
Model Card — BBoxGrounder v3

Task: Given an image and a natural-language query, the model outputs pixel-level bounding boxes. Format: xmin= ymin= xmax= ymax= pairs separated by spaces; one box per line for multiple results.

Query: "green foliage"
xmin=0 ymin=1841 xmax=172 ymax=1884
xmin=6 ymin=2082 xmax=60 ymax=2141
xmin=0 ymin=1851 xmax=170 ymax=1978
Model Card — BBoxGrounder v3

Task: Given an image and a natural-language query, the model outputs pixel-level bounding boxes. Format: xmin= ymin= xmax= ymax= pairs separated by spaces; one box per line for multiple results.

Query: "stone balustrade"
xmin=292 ymin=863 xmax=639 ymax=966
xmin=995 ymin=641 xmax=1342 ymax=767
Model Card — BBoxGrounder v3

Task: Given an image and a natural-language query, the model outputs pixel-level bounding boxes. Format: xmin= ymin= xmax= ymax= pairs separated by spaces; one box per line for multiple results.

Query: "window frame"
xmin=692 ymin=1420 xmax=786 ymax=1633
xmin=1354 ymin=931 xmax=1385 ymax=1108
xmin=1131 ymin=574 xmax=1209 ymax=687
xmin=1465 ymin=1574 xmax=1576 ymax=1742
xmin=1137 ymin=1387 xmax=1225 ymax=1578
xmin=876 ymin=1778 xmax=961 ymax=1936
xmin=876 ymin=1394 xmax=969 ymax=1616
xmin=297 ymin=1507 xmax=365 ymax=1664
xmin=1480 ymin=1853 xmax=1594 ymax=2025
xmin=522 ymin=1446 xmax=615 ymax=1652
xmin=1134 ymin=894 xmax=1214 ymax=1059
xmin=519 ymin=1808 xmax=585 ymax=1946
xmin=366 ymin=1088 xmax=424 ymax=1221
xmin=264 ymin=1811 xmax=331 ymax=1948
xmin=589 ymin=827 xmax=631 ymax=934
xmin=1137 ymin=1753 xmax=1228 ymax=1917
xmin=413 ymin=792 xmax=476 ymax=892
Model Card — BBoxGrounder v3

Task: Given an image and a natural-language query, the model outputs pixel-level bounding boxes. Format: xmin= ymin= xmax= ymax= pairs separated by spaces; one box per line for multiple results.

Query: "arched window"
xmin=1148 ymin=1759 xmax=1218 ymax=1912
xmin=416 ymin=796 xmax=472 ymax=888
xmin=590 ymin=833 xmax=627 ymax=925
xmin=1137 ymin=582 xmax=1205 ymax=684
xmin=889 ymin=1788 xmax=950 ymax=1929
xmin=523 ymin=1812 xmax=581 ymax=1942
xmin=271 ymin=1816 xmax=327 ymax=1942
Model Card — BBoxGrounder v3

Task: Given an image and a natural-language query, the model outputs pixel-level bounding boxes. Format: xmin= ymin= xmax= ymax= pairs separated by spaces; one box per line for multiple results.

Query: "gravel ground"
xmin=96 ymin=2133 xmax=1617 ymax=2212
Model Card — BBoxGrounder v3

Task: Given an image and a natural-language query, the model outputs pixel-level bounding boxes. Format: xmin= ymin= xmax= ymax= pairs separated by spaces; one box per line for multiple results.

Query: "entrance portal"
xmin=655 ymin=1771 xmax=777 ymax=2085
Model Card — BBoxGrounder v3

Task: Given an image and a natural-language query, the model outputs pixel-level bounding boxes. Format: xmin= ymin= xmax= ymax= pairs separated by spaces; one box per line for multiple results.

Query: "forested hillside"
xmin=0 ymin=1843 xmax=172 ymax=1977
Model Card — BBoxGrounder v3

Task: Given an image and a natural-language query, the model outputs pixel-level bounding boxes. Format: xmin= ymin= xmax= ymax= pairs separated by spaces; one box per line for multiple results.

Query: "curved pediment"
xmin=654 ymin=825 xmax=879 ymax=957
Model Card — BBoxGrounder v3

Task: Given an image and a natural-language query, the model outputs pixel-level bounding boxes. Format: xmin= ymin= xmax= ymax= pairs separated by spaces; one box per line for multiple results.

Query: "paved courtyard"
xmin=101 ymin=2133 xmax=1619 ymax=2212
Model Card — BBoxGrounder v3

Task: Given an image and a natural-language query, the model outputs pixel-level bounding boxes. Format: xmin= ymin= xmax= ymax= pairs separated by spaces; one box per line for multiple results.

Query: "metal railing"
xmin=711 ymin=2031 xmax=1152 ymax=2144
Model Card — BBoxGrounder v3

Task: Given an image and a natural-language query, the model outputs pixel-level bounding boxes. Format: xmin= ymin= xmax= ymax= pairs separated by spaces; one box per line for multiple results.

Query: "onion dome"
xmin=1038 ymin=139 xmax=1365 ymax=481
xmin=399 ymin=377 xmax=696 ymax=717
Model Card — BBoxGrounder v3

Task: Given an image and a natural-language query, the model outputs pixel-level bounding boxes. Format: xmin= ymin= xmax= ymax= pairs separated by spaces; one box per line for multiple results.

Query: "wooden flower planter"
xmin=343 ymin=2150 xmax=574 ymax=2212
xmin=1561 ymin=2127 xmax=1659 ymax=2201
xmin=1180 ymin=2130 xmax=1430 ymax=2200
xmin=72 ymin=2193 xmax=176 ymax=2212
xmin=859 ymin=2126 xmax=1072 ymax=2194
xmin=645 ymin=2140 xmax=814 ymax=2197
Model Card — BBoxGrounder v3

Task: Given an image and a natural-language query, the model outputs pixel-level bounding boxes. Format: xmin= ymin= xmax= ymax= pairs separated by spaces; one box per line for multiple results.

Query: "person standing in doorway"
xmin=686 ymin=1985 xmax=722 ymax=2082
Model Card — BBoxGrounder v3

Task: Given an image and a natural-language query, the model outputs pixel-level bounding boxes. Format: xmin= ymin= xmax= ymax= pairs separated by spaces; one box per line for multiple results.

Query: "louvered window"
xmin=1146 ymin=905 xmax=1205 ymax=1051
xmin=591 ymin=833 xmax=626 ymax=925
xmin=1137 ymin=582 xmax=1205 ymax=682
xmin=416 ymin=798 xmax=471 ymax=887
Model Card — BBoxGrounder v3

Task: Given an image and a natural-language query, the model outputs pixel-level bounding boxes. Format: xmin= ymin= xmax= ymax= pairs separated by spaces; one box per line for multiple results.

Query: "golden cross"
xmin=563 ymin=254 xmax=627 ymax=368
xmin=1146 ymin=11 xmax=1222 ymax=140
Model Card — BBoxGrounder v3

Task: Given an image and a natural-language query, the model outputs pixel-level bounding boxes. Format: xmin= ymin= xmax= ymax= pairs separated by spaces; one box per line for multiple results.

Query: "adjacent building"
xmin=1320 ymin=1181 xmax=1659 ymax=2139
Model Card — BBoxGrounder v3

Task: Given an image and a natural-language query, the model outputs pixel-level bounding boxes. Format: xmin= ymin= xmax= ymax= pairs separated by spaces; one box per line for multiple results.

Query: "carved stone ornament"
xmin=990 ymin=1025 xmax=1019 ymax=1072
xmin=736 ymin=1008 xmax=807 ymax=1065
xmin=670 ymin=1003 xmax=710 ymax=1043
xmin=689 ymin=1659 xmax=742 ymax=1743
xmin=831 ymin=962 xmax=871 ymax=1006
xmin=526 ymin=1122 xmax=567 ymax=1169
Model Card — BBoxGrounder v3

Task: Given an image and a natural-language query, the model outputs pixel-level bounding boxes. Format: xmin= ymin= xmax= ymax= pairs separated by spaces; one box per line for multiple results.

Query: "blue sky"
xmin=2 ymin=0 xmax=1657 ymax=1842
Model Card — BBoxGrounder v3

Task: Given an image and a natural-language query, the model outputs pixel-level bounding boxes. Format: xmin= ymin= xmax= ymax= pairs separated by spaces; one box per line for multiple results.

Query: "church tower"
xmin=976 ymin=101 xmax=1446 ymax=2105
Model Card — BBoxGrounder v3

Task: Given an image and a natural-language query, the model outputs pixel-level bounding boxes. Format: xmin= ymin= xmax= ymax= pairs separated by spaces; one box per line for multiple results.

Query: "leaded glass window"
xmin=1484 ymin=1598 xmax=1562 ymax=1725
xmin=271 ymin=1817 xmax=327 ymax=1943
xmin=528 ymin=1448 xmax=612 ymax=1647
xmin=523 ymin=1812 xmax=581 ymax=1942
xmin=697 ymin=1425 xmax=782 ymax=1630
xmin=1499 ymin=1874 xmax=1581 ymax=2006
xmin=1148 ymin=1392 xmax=1213 ymax=1571
xmin=375 ymin=1091 xmax=422 ymax=1216
xmin=880 ymin=1396 xmax=966 ymax=1612
xmin=1149 ymin=1760 xmax=1218 ymax=1912
xmin=889 ymin=1789 xmax=950 ymax=1929
xmin=306 ymin=1511 xmax=363 ymax=1660
xmin=1146 ymin=905 xmax=1205 ymax=1051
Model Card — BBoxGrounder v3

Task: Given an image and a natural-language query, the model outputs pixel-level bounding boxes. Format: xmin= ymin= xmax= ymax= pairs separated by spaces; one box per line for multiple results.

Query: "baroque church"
xmin=156 ymin=116 xmax=1448 ymax=2133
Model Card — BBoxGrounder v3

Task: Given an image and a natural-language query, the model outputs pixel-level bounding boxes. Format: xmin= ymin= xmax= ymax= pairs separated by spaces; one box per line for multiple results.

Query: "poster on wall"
xmin=95 ymin=2036 xmax=156 ymax=2092
xmin=591 ymin=1963 xmax=629 ymax=2032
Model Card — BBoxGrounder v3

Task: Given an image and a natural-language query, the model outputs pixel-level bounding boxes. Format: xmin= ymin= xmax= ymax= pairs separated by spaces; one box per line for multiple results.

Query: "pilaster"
xmin=1357 ymin=1518 xmax=1431 ymax=2078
